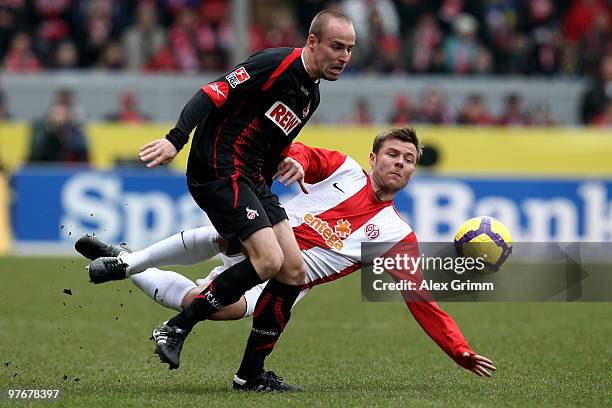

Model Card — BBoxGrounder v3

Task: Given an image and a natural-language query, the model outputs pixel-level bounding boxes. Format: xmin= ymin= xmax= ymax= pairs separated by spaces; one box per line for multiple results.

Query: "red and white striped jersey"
xmin=210 ymin=143 xmax=476 ymax=369
xmin=282 ymin=143 xmax=475 ymax=368
xmin=282 ymin=142 xmax=415 ymax=289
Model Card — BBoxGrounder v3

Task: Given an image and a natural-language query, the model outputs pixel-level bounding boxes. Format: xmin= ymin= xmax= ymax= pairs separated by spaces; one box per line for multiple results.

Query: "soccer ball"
xmin=454 ymin=216 xmax=513 ymax=273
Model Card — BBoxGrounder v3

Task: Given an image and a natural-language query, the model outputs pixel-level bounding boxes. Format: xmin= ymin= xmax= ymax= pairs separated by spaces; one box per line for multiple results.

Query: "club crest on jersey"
xmin=302 ymin=102 xmax=310 ymax=119
xmin=246 ymin=207 xmax=259 ymax=220
xmin=365 ymin=223 xmax=380 ymax=239
xmin=303 ymin=214 xmax=352 ymax=250
xmin=265 ymin=101 xmax=302 ymax=136
xmin=202 ymin=81 xmax=229 ymax=108
xmin=226 ymin=66 xmax=250 ymax=88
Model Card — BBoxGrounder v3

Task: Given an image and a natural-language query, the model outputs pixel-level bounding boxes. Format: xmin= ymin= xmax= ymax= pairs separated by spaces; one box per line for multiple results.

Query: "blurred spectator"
xmin=28 ymin=102 xmax=89 ymax=163
xmin=590 ymin=98 xmax=612 ymax=127
xmin=417 ymin=88 xmax=452 ymax=124
xmin=560 ymin=42 xmax=580 ymax=77
xmin=105 ymin=91 xmax=150 ymax=123
xmin=578 ymin=11 xmax=611 ymax=77
xmin=360 ymin=7 xmax=402 ymax=72
xmin=457 ymin=93 xmax=495 ymax=125
xmin=29 ymin=0 xmax=72 ymax=66
xmin=529 ymin=26 xmax=562 ymax=75
xmin=481 ymin=0 xmax=519 ymax=72
xmin=473 ymin=46 xmax=494 ymax=74
xmin=341 ymin=97 xmax=374 ymax=125
xmin=498 ymin=93 xmax=529 ymax=126
xmin=96 ymin=40 xmax=125 ymax=70
xmin=341 ymin=0 xmax=400 ymax=70
xmin=341 ymin=0 xmax=399 ymax=42
xmin=506 ymin=31 xmax=530 ymax=74
xmin=0 ymin=91 xmax=10 ymax=120
xmin=405 ymin=13 xmax=444 ymax=73
xmin=197 ymin=0 xmax=233 ymax=70
xmin=2 ymin=31 xmax=41 ymax=72
xmin=144 ymin=45 xmax=178 ymax=72
xmin=52 ymin=40 xmax=78 ymax=69
xmin=581 ymin=53 xmax=612 ymax=124
xmin=529 ymin=103 xmax=558 ymax=126
xmin=166 ymin=2 xmax=233 ymax=72
xmin=73 ymin=0 xmax=128 ymax=68
xmin=388 ymin=94 xmax=416 ymax=125
xmin=167 ymin=6 xmax=201 ymax=72
xmin=563 ymin=0 xmax=609 ymax=44
xmin=251 ymin=1 xmax=301 ymax=51
xmin=0 ymin=3 xmax=26 ymax=62
xmin=50 ymin=87 xmax=87 ymax=127
xmin=0 ymin=0 xmax=602 ymax=77
xmin=444 ymin=13 xmax=483 ymax=74
xmin=122 ymin=0 xmax=166 ymax=71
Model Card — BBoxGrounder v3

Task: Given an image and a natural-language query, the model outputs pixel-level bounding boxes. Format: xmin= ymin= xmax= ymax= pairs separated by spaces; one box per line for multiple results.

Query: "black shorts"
xmin=187 ymin=174 xmax=288 ymax=252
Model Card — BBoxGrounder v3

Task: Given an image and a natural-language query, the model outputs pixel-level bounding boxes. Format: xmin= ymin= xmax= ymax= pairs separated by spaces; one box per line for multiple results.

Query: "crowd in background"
xmin=0 ymin=0 xmax=611 ymax=164
xmin=0 ymin=0 xmax=609 ymax=76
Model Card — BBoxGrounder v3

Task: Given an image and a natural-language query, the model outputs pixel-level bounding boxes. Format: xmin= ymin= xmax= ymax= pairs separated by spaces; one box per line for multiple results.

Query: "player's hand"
xmin=463 ymin=352 xmax=497 ymax=378
xmin=273 ymin=157 xmax=309 ymax=194
xmin=139 ymin=138 xmax=178 ymax=168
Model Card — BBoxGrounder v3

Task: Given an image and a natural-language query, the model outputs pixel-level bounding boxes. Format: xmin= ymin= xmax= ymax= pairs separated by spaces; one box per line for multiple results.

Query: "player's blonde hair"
xmin=309 ymin=9 xmax=353 ymax=40
xmin=372 ymin=128 xmax=423 ymax=162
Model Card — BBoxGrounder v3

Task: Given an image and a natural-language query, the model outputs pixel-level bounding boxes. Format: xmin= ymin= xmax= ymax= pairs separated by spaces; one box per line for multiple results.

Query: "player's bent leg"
xmin=271 ymin=220 xmax=306 ymax=285
xmin=152 ymin=228 xmax=282 ymax=370
xmin=235 ymin=221 xmax=305 ymax=382
xmin=182 ymin=286 xmax=248 ymax=320
xmin=120 ymin=227 xmax=222 ymax=275
xmin=87 ymin=227 xmax=224 ymax=283
xmin=239 ymin=227 xmax=284 ymax=281
xmin=131 ymin=268 xmax=196 ymax=311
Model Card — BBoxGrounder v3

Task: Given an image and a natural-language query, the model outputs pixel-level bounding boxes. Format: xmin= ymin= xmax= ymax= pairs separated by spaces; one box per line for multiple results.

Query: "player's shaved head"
xmin=309 ymin=9 xmax=353 ymax=40
xmin=373 ymin=128 xmax=423 ymax=162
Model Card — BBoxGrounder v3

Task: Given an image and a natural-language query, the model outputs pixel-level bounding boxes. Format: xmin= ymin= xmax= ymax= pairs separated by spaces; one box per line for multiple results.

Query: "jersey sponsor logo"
xmin=265 ymin=101 xmax=302 ymax=136
xmin=246 ymin=206 xmax=259 ymax=220
xmin=335 ymin=219 xmax=351 ymax=238
xmin=365 ymin=223 xmax=380 ymax=239
xmin=300 ymin=85 xmax=310 ymax=96
xmin=303 ymin=213 xmax=352 ymax=250
xmin=226 ymin=66 xmax=250 ymax=88
xmin=202 ymin=81 xmax=229 ymax=107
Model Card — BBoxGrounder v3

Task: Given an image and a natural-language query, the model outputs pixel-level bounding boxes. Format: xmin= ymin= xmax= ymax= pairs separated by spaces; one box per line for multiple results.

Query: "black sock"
xmin=237 ymin=279 xmax=302 ymax=380
xmin=167 ymin=258 xmax=263 ymax=331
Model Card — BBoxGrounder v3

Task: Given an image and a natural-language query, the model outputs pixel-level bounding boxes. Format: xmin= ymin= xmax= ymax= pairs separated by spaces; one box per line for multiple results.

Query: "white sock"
xmin=130 ymin=268 xmax=196 ymax=311
xmin=121 ymin=226 xmax=221 ymax=276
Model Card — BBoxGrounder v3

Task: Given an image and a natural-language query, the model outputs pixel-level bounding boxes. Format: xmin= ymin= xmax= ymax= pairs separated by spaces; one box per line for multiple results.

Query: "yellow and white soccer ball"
xmin=454 ymin=216 xmax=513 ymax=273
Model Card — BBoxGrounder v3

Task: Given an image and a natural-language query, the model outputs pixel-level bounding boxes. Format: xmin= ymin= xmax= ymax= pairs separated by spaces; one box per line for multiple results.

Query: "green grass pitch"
xmin=1 ymin=256 xmax=611 ymax=407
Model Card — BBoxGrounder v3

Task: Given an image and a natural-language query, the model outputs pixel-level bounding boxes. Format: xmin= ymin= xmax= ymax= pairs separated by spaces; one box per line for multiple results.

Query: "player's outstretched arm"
xmin=140 ymin=89 xmax=214 ymax=168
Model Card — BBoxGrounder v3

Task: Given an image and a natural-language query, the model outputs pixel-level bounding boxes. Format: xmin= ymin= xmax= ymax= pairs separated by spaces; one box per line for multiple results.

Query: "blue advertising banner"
xmin=11 ymin=166 xmax=612 ymax=253
xmin=12 ymin=167 xmax=208 ymax=252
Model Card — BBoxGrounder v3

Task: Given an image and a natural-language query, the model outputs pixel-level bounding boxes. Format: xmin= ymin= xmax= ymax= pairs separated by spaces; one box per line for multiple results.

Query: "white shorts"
xmin=195 ymin=254 xmax=309 ymax=318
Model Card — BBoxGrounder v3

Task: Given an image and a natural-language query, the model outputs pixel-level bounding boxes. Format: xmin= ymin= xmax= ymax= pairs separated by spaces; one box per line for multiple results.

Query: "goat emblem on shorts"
xmin=246 ymin=207 xmax=259 ymax=220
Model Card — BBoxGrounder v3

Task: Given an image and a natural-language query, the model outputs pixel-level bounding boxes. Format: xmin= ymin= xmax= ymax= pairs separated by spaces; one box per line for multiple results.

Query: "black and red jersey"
xmin=184 ymin=47 xmax=320 ymax=180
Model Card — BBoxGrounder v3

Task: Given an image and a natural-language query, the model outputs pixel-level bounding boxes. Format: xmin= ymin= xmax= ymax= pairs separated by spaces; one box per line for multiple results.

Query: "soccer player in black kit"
xmin=89 ymin=10 xmax=355 ymax=391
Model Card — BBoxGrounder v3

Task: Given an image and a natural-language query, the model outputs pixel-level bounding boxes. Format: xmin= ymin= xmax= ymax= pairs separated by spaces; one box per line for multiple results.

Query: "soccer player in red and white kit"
xmin=77 ymin=128 xmax=496 ymax=390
